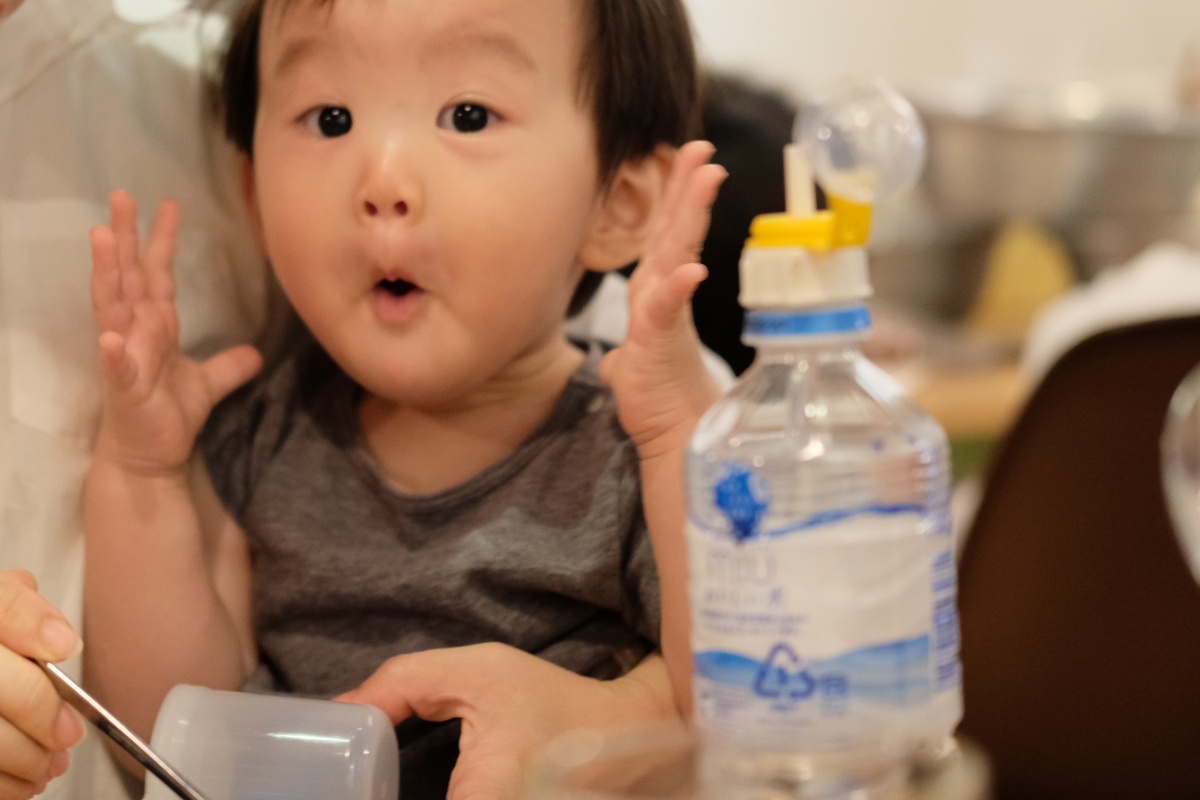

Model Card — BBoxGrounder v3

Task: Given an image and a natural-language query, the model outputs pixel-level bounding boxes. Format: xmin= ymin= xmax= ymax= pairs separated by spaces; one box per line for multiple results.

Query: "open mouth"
xmin=379 ymin=277 xmax=417 ymax=297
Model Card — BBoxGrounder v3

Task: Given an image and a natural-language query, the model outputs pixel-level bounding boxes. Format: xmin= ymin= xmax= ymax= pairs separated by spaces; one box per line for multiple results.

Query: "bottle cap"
xmin=739 ymin=144 xmax=871 ymax=309
xmin=739 ymin=245 xmax=870 ymax=309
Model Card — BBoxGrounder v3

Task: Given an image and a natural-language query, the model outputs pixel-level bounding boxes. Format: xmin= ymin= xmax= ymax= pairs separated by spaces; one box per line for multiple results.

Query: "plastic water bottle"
xmin=685 ymin=79 xmax=961 ymax=755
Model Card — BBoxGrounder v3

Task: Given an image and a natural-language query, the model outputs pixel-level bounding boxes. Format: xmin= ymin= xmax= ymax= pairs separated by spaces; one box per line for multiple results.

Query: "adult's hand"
xmin=0 ymin=570 xmax=86 ymax=799
xmin=338 ymin=644 xmax=677 ymax=800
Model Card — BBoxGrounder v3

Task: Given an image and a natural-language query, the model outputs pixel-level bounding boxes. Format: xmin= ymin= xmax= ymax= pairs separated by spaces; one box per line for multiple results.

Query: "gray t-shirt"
xmin=201 ymin=335 xmax=660 ymax=694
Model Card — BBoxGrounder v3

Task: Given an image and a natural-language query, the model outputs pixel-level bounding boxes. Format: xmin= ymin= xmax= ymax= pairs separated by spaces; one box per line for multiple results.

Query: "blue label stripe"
xmin=744 ymin=306 xmax=872 ymax=337
xmin=694 ymin=635 xmax=932 ymax=704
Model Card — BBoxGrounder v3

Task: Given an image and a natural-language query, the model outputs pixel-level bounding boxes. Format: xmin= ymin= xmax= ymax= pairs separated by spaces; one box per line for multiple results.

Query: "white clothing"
xmin=0 ymin=0 xmax=270 ymax=797
xmin=1022 ymin=243 xmax=1200 ymax=381
xmin=565 ymin=272 xmax=737 ymax=390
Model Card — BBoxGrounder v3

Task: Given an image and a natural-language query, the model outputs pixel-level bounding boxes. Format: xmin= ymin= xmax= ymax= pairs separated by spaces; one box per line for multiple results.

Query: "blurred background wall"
xmin=683 ymin=0 xmax=1200 ymax=110
xmin=679 ymin=0 xmax=1200 ymax=483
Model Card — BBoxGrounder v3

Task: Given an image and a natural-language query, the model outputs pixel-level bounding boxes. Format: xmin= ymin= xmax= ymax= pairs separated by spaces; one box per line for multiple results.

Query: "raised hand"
xmin=337 ymin=645 xmax=676 ymax=800
xmin=0 ymin=570 xmax=86 ymax=800
xmin=597 ymin=142 xmax=728 ymax=713
xmin=598 ymin=141 xmax=727 ymax=460
xmin=89 ymin=191 xmax=262 ymax=472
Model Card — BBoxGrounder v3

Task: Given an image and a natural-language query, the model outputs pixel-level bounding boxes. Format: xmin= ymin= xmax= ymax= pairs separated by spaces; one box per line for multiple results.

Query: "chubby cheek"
xmin=457 ymin=167 xmax=597 ymax=301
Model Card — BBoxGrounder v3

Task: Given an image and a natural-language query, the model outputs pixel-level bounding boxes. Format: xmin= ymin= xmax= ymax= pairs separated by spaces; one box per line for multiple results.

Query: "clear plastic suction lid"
xmin=796 ymin=77 xmax=928 ymax=206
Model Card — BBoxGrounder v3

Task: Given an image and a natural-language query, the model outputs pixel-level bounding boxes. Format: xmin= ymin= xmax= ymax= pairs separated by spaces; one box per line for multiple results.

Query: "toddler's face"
xmin=249 ymin=0 xmax=606 ymax=407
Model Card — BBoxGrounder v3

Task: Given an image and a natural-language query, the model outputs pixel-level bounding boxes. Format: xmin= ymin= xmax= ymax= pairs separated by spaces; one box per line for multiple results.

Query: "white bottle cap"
xmin=738 ymin=146 xmax=873 ymax=309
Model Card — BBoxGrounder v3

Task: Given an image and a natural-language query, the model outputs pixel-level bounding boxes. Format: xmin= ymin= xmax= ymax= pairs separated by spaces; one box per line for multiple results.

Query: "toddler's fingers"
xmin=108 ymin=191 xmax=147 ymax=303
xmin=645 ymin=161 xmax=725 ymax=278
xmin=596 ymin=348 xmax=619 ymax=387
xmin=639 ymin=262 xmax=707 ymax=334
xmin=97 ymin=331 xmax=139 ymax=393
xmin=0 ymin=571 xmax=81 ymax=663
xmin=201 ymin=345 xmax=263 ymax=406
xmin=90 ymin=226 xmax=133 ymax=335
xmin=657 ymin=141 xmax=716 ymax=233
xmin=143 ymin=200 xmax=181 ymax=304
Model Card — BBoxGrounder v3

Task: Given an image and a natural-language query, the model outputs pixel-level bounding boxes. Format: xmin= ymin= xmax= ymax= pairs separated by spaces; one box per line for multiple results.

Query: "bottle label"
xmin=687 ymin=503 xmax=960 ymax=745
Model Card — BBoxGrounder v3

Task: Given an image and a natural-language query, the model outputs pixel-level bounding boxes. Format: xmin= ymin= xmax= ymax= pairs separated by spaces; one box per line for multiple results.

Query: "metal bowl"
xmin=915 ymin=82 xmax=1200 ymax=228
xmin=865 ymin=83 xmax=1200 ymax=322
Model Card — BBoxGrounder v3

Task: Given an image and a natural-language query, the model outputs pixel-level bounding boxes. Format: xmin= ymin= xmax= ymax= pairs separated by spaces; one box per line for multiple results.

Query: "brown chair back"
xmin=957 ymin=315 xmax=1200 ymax=800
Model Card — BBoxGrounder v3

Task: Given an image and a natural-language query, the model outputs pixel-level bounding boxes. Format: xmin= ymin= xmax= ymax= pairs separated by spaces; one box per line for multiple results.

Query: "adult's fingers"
xmin=336 ymin=644 xmax=506 ymax=724
xmin=0 ymin=646 xmax=84 ymax=753
xmin=0 ymin=715 xmax=57 ymax=790
xmin=0 ymin=771 xmax=40 ymax=800
xmin=0 ymin=571 xmax=80 ymax=663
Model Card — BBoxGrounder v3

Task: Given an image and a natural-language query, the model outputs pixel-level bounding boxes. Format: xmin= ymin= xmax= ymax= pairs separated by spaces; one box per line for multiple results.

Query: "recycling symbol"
xmin=754 ymin=642 xmax=817 ymax=701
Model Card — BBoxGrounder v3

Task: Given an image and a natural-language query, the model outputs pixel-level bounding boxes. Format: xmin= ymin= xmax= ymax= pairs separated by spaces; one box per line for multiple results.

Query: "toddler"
xmin=83 ymin=0 xmax=724 ymax=797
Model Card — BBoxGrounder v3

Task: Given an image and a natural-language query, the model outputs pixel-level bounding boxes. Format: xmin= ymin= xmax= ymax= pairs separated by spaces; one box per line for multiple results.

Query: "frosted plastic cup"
xmin=143 ymin=684 xmax=399 ymax=800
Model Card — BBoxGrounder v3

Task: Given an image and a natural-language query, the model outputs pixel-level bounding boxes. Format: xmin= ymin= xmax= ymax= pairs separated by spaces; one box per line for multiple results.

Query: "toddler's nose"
xmin=357 ymin=142 xmax=422 ymax=221
xmin=364 ymin=198 xmax=408 ymax=217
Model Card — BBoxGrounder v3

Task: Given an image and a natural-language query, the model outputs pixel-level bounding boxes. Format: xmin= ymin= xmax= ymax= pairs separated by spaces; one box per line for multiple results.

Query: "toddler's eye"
xmin=305 ymin=106 xmax=352 ymax=137
xmin=437 ymin=102 xmax=495 ymax=133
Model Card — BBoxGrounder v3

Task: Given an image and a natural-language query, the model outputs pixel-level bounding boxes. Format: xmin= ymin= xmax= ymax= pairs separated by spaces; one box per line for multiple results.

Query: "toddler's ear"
xmin=578 ymin=144 xmax=674 ymax=272
xmin=239 ymin=155 xmax=266 ymax=249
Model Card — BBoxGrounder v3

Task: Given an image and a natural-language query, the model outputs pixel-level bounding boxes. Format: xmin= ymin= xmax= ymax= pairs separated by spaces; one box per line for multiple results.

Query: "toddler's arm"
xmin=0 ymin=569 xmax=86 ymax=798
xmin=337 ymin=644 xmax=678 ymax=800
xmin=599 ymin=141 xmax=728 ymax=715
xmin=83 ymin=191 xmax=262 ymax=743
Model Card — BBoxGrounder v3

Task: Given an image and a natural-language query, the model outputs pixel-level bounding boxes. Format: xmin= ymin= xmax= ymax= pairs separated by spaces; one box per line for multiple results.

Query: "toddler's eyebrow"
xmin=421 ymin=26 xmax=537 ymax=73
xmin=269 ymin=34 xmax=331 ymax=80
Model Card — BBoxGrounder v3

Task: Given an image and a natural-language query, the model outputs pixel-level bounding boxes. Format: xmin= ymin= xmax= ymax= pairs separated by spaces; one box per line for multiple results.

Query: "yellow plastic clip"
xmin=828 ymin=195 xmax=873 ymax=247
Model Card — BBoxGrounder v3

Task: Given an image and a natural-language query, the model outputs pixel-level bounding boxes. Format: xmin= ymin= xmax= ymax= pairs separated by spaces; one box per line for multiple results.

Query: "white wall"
xmin=684 ymin=0 xmax=1200 ymax=110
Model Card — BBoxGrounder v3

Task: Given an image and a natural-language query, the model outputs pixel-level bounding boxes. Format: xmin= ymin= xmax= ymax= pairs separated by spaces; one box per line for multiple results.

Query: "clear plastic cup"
xmin=525 ymin=723 xmax=990 ymax=800
xmin=143 ymin=684 xmax=399 ymax=800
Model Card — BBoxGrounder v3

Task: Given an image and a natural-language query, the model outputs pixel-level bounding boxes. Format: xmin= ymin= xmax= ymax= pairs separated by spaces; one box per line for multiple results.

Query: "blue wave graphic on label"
xmin=766 ymin=503 xmax=926 ymax=538
xmin=694 ymin=635 xmax=932 ymax=706
xmin=705 ymin=462 xmax=928 ymax=543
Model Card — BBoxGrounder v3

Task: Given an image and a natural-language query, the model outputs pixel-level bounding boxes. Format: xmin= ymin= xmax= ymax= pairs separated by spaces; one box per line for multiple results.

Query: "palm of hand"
xmin=90 ymin=191 xmax=261 ymax=472
xmin=98 ymin=295 xmax=214 ymax=471
xmin=601 ymin=142 xmax=727 ymax=458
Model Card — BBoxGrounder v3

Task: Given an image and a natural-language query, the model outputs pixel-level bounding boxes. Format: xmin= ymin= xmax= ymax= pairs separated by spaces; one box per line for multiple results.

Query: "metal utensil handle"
xmin=36 ymin=661 xmax=211 ymax=800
